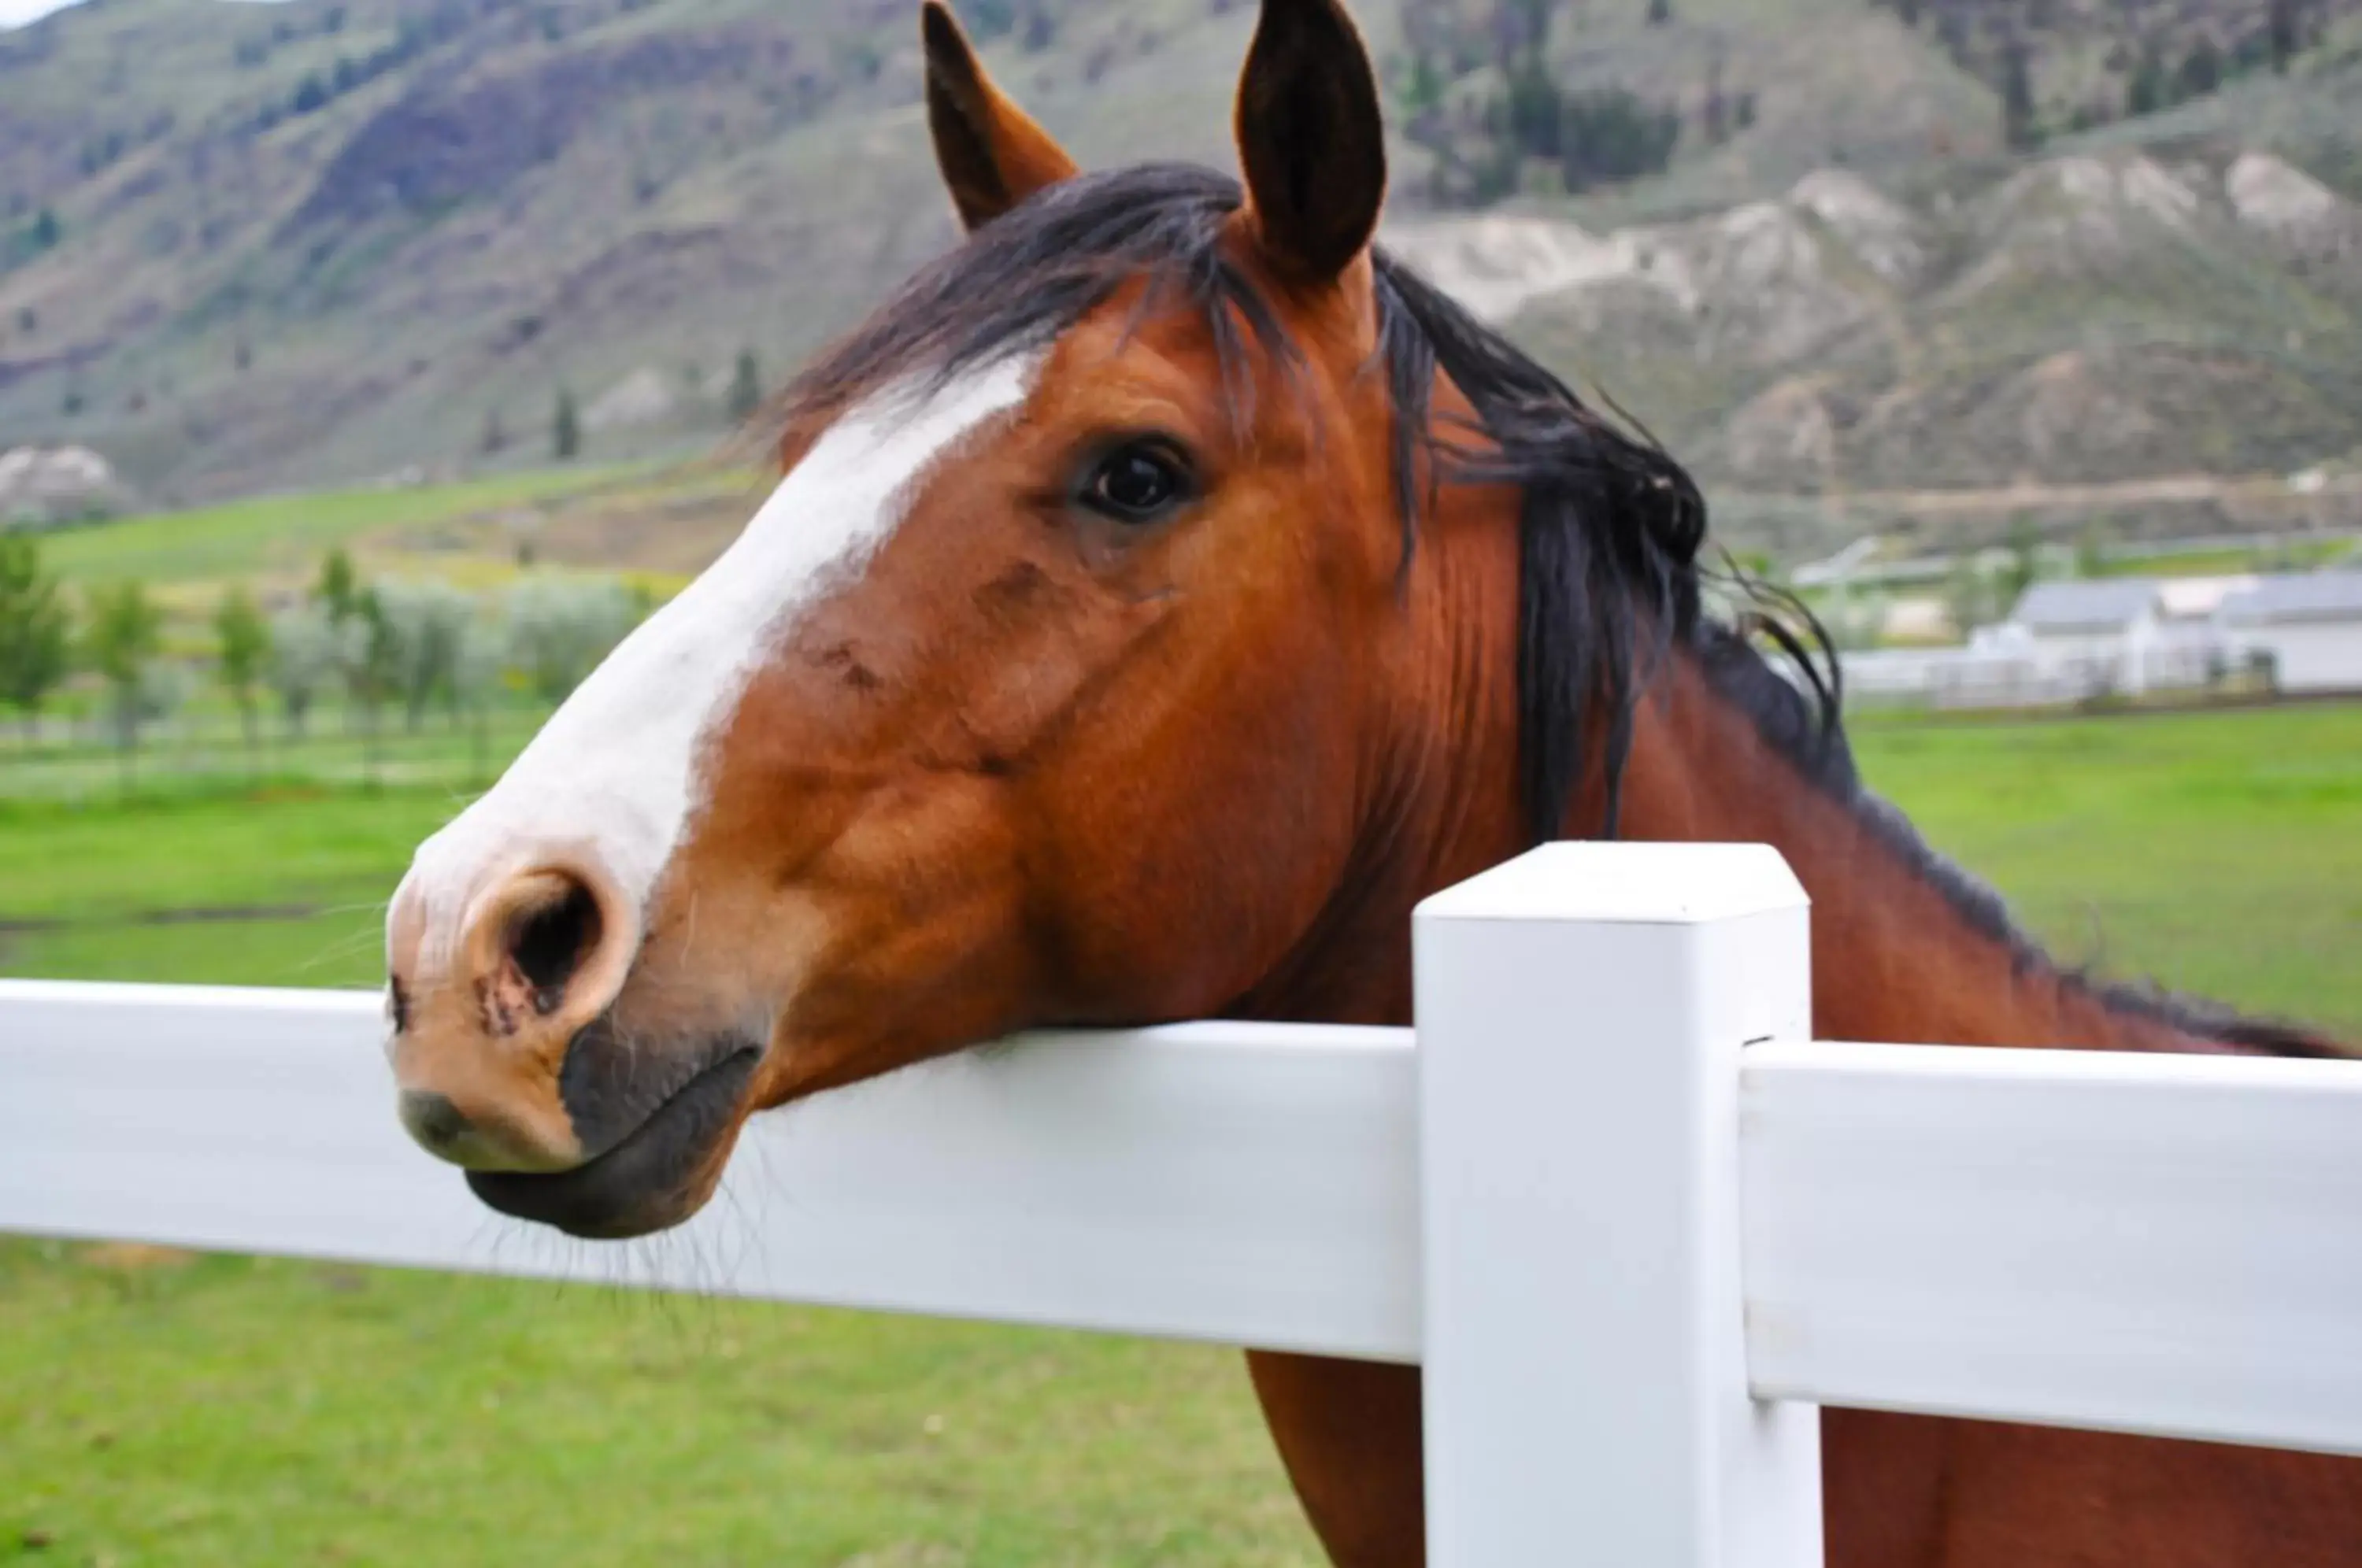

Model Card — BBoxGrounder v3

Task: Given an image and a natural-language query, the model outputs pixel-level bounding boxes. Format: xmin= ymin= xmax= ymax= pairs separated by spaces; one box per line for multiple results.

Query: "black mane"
xmin=783 ymin=163 xmax=2333 ymax=1057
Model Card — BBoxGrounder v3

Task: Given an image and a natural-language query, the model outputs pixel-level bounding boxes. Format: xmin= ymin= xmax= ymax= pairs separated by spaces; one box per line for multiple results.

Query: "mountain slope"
xmin=1 ymin=0 xmax=2358 ymax=525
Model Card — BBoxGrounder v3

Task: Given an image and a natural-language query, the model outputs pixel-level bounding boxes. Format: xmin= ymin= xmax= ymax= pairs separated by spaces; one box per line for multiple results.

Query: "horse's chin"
xmin=467 ymin=1044 xmax=760 ymax=1239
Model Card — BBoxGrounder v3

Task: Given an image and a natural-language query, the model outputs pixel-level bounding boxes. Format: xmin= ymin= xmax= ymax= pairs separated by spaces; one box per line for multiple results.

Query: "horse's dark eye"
xmin=1080 ymin=442 xmax=1194 ymax=524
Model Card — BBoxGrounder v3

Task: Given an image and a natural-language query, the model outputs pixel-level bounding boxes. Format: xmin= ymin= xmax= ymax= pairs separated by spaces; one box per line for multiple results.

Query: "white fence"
xmin=1841 ymin=638 xmax=2236 ymax=709
xmin=6 ymin=841 xmax=2362 ymax=1566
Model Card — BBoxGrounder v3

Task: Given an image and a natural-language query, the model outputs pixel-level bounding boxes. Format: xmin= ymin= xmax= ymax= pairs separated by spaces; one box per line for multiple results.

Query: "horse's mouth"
xmin=467 ymin=1043 xmax=760 ymax=1239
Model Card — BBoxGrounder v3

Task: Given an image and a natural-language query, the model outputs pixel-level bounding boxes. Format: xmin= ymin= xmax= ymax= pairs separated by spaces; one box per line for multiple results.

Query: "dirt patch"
xmin=81 ymin=1241 xmax=198 ymax=1272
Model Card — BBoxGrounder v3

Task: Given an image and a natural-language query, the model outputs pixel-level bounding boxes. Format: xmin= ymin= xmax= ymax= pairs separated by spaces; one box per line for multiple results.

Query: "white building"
xmin=1996 ymin=579 xmax=2230 ymax=697
xmin=1838 ymin=568 xmax=2362 ymax=709
xmin=2220 ymin=572 xmax=2362 ymax=694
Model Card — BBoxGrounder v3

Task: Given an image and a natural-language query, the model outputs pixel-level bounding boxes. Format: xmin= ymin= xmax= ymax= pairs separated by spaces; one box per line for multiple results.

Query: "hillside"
xmin=1 ymin=0 xmax=2359 ymax=541
xmin=0 ymin=0 xmax=1279 ymax=502
xmin=1394 ymin=142 xmax=2362 ymax=550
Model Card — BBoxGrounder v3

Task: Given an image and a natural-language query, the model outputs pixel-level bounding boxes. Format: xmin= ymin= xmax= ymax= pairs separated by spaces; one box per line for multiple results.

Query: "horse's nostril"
xmin=400 ymin=1089 xmax=473 ymax=1151
xmin=508 ymin=878 xmax=604 ymax=1016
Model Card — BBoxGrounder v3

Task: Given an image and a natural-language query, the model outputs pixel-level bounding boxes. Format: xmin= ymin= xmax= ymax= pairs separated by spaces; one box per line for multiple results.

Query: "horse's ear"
xmin=1234 ymin=0 xmax=1387 ymax=284
xmin=922 ymin=2 xmax=1079 ymax=231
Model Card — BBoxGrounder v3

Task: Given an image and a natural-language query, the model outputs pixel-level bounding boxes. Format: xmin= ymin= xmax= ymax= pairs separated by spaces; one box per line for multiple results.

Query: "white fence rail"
xmin=6 ymin=841 xmax=2361 ymax=1566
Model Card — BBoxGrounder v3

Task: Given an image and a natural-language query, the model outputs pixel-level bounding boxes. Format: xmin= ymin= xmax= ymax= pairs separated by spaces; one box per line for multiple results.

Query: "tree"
xmin=2271 ymin=0 xmax=2301 ymax=72
xmin=213 ymin=584 xmax=272 ymax=771
xmin=314 ymin=546 xmax=361 ymax=625
xmin=134 ymin=660 xmax=191 ymax=758
xmin=727 ymin=349 xmax=764 ymax=423
xmin=1404 ymin=49 xmax=1446 ymax=113
xmin=2000 ymin=39 xmax=2040 ymax=152
xmin=1500 ymin=0 xmax=1552 ymax=59
xmin=1502 ymin=54 xmax=1563 ymax=160
xmin=0 ymin=536 xmax=72 ymax=745
xmin=553 ymin=389 xmax=581 ymax=460
xmin=83 ymin=579 xmax=163 ymax=787
xmin=1558 ymin=88 xmax=1682 ymax=190
xmin=2179 ymin=35 xmax=2223 ymax=98
xmin=2000 ymin=517 xmax=2042 ymax=610
xmin=505 ymin=576 xmax=642 ymax=705
xmin=372 ymin=578 xmax=472 ymax=732
xmin=451 ymin=612 xmax=507 ymax=785
xmin=1646 ymin=0 xmax=1672 ymax=23
xmin=268 ymin=605 xmax=341 ymax=738
xmin=29 ymin=208 xmax=60 ymax=250
xmin=341 ymin=589 xmax=404 ymax=787
xmin=2127 ymin=44 xmax=2168 ymax=116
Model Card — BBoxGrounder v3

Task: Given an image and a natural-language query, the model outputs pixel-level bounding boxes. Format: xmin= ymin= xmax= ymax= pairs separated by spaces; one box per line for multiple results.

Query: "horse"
xmin=382 ymin=2 xmax=2362 ymax=1562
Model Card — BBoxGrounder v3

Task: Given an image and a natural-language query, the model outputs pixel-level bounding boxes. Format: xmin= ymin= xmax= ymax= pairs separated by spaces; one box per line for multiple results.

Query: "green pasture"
xmin=1853 ymin=702 xmax=2362 ymax=1036
xmin=0 ymin=705 xmax=553 ymax=809
xmin=0 ymin=1246 xmax=1308 ymax=1568
xmin=37 ymin=468 xmax=642 ymax=586
xmin=4 ymin=701 xmax=2361 ymax=1565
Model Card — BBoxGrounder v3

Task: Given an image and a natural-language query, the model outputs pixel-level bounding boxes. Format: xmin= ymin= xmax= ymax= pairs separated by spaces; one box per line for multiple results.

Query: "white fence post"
xmin=1414 ymin=842 xmax=1822 ymax=1567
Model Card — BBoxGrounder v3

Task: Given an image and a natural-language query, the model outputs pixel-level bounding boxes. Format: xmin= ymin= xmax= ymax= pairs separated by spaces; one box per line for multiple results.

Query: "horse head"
xmin=383 ymin=0 xmax=1476 ymax=1239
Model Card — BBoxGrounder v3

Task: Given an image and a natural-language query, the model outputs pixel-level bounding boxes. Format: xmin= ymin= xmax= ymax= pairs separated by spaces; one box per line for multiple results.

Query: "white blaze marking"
xmin=395 ymin=355 xmax=1042 ymax=975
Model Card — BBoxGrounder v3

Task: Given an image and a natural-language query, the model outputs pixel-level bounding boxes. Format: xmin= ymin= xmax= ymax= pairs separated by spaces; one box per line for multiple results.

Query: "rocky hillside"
xmin=0 ymin=0 xmax=1268 ymax=501
xmin=1394 ymin=150 xmax=2362 ymax=498
xmin=1 ymin=0 xmax=2359 ymax=531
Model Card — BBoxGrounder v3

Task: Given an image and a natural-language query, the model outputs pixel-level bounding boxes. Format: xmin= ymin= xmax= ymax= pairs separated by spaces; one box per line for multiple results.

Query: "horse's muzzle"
xmin=467 ymin=1039 xmax=761 ymax=1238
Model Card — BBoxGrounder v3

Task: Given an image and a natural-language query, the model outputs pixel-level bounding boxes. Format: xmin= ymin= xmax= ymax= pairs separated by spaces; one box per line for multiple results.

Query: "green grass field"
xmin=39 ymin=468 xmax=647 ymax=587
xmin=1852 ymin=703 xmax=2362 ymax=1036
xmin=4 ymin=701 xmax=2360 ymax=1566
xmin=1 ymin=705 xmax=555 ymax=808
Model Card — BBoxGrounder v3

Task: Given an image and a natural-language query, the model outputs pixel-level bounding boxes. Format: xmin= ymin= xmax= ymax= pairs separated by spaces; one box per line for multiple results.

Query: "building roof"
xmin=2008 ymin=579 xmax=2162 ymax=634
xmin=2156 ymin=575 xmax=2257 ymax=619
xmin=2219 ymin=571 xmax=2362 ymax=626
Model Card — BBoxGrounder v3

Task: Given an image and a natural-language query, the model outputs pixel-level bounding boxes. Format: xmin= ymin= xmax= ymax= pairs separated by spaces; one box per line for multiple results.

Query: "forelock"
xmin=780 ymin=164 xmax=1296 ymax=433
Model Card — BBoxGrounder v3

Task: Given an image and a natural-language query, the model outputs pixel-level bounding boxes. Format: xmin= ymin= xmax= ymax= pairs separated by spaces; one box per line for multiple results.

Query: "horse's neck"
xmin=1253 ymin=648 xmax=2212 ymax=1056
xmin=1612 ymin=656 xmax=2205 ymax=1055
xmin=1243 ymin=498 xmax=2216 ymax=1054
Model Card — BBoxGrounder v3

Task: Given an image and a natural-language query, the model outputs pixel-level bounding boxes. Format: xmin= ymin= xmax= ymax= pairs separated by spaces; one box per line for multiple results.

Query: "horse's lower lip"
xmin=467 ymin=1045 xmax=759 ymax=1239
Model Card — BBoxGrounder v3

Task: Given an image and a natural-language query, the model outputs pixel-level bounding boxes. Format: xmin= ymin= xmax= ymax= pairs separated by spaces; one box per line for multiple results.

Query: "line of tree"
xmin=213 ymin=585 xmax=269 ymax=764
xmin=83 ymin=579 xmax=165 ymax=788
xmin=0 ymin=535 xmax=651 ymax=793
xmin=0 ymin=535 xmax=71 ymax=745
xmin=1398 ymin=0 xmax=1692 ymax=207
xmin=1871 ymin=0 xmax=2331 ymax=147
xmin=239 ymin=0 xmax=474 ymax=135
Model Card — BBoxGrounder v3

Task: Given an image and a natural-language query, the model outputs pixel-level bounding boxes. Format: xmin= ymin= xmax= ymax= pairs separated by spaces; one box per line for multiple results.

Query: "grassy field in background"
xmin=4 ymin=701 xmax=2360 ymax=1565
xmin=0 ymin=706 xmax=553 ymax=808
xmin=39 ymin=468 xmax=648 ymax=586
xmin=1852 ymin=702 xmax=2362 ymax=1035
